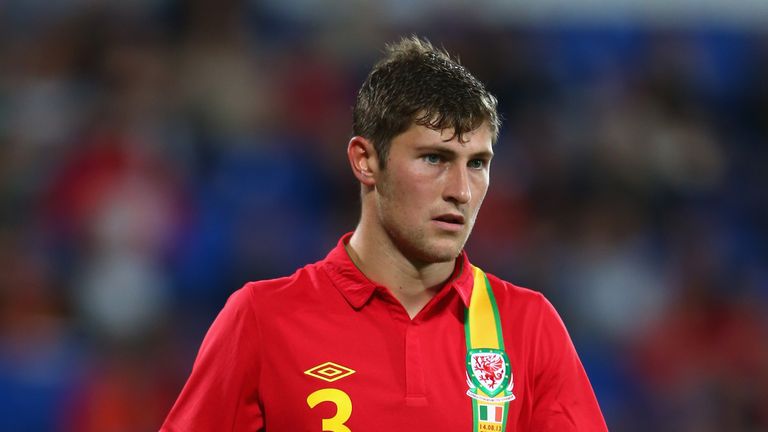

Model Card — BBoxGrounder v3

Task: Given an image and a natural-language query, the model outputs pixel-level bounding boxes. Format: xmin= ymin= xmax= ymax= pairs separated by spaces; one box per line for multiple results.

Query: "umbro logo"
xmin=304 ymin=362 xmax=356 ymax=383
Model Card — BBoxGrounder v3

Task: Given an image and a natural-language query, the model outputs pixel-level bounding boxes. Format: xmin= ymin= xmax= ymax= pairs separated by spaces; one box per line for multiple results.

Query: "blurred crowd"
xmin=1 ymin=1 xmax=767 ymax=431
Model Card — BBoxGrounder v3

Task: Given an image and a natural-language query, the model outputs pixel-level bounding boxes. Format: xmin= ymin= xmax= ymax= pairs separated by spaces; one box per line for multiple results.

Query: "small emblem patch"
xmin=304 ymin=361 xmax=356 ymax=383
xmin=466 ymin=348 xmax=515 ymax=402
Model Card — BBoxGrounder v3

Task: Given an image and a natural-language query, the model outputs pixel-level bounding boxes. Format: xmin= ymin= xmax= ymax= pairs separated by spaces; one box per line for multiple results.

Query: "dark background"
xmin=1 ymin=1 xmax=767 ymax=430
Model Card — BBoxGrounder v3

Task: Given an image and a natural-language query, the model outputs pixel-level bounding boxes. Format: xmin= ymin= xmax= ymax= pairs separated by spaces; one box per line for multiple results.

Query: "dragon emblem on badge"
xmin=473 ymin=354 xmax=505 ymax=391
xmin=466 ymin=348 xmax=515 ymax=402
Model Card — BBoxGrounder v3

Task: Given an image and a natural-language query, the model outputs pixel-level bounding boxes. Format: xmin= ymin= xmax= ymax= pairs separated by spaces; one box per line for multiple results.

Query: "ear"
xmin=347 ymin=136 xmax=379 ymax=187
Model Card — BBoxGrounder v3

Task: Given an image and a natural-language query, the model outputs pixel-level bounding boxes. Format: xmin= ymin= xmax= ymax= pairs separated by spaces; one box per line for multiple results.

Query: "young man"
xmin=162 ymin=37 xmax=607 ymax=431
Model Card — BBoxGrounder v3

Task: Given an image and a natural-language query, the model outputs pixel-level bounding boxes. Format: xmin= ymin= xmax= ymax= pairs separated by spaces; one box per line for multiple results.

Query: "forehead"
xmin=392 ymin=123 xmax=493 ymax=153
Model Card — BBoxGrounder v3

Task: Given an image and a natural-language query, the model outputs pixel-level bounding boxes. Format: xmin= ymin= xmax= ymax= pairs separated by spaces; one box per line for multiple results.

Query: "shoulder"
xmin=483 ymin=273 xmax=578 ymax=363
xmin=484 ymin=272 xmax=548 ymax=307
xmin=234 ymin=261 xmax=330 ymax=312
xmin=483 ymin=272 xmax=564 ymax=326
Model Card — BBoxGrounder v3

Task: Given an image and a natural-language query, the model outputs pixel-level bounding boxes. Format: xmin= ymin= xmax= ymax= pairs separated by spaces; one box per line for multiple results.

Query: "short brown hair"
xmin=353 ymin=36 xmax=500 ymax=167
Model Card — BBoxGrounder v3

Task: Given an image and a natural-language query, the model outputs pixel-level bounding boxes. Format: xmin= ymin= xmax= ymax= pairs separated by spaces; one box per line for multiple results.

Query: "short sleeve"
xmin=529 ymin=295 xmax=608 ymax=431
xmin=161 ymin=285 xmax=263 ymax=431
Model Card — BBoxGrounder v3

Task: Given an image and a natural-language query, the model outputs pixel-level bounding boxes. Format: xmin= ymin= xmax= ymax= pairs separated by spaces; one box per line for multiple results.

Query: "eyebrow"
xmin=415 ymin=143 xmax=494 ymax=160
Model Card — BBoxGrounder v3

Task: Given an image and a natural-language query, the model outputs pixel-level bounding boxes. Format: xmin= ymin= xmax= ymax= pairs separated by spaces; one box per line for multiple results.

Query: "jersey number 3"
xmin=306 ymin=388 xmax=352 ymax=432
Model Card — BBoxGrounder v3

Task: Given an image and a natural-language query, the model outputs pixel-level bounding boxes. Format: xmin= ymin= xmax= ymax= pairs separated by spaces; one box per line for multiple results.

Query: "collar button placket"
xmin=404 ymin=322 xmax=428 ymax=407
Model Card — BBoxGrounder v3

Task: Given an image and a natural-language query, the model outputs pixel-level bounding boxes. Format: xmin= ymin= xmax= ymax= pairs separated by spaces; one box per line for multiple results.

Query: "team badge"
xmin=466 ymin=348 xmax=515 ymax=402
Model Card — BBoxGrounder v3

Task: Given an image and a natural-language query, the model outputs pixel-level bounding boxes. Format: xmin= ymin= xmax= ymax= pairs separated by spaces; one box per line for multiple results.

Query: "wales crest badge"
xmin=466 ymin=348 xmax=515 ymax=402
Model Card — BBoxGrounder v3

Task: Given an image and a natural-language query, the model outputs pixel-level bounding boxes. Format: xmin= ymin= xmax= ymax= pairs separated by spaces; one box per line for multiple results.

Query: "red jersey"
xmin=161 ymin=234 xmax=607 ymax=431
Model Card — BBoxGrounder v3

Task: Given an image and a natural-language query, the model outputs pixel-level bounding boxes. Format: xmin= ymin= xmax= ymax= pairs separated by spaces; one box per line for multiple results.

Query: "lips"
xmin=433 ymin=213 xmax=465 ymax=225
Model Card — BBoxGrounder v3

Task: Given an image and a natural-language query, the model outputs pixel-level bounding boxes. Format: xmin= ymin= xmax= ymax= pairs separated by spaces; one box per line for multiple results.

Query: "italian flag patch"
xmin=478 ymin=404 xmax=504 ymax=423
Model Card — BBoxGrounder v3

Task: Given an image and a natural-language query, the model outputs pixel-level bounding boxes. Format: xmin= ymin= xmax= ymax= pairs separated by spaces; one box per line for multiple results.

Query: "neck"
xmin=346 ymin=222 xmax=457 ymax=319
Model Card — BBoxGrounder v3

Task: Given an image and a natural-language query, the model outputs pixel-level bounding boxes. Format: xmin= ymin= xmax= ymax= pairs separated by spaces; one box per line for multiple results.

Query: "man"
xmin=162 ymin=36 xmax=607 ymax=431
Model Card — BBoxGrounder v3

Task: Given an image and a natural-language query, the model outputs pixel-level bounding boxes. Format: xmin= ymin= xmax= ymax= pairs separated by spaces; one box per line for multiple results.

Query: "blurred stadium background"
xmin=1 ymin=0 xmax=767 ymax=430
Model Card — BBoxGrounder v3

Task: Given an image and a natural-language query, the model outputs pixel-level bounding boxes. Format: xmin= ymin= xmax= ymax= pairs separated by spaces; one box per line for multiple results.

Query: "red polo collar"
xmin=320 ymin=232 xmax=474 ymax=310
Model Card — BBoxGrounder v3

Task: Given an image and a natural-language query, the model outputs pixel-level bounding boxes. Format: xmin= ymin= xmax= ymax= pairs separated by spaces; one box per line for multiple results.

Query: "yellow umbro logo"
xmin=304 ymin=362 xmax=356 ymax=383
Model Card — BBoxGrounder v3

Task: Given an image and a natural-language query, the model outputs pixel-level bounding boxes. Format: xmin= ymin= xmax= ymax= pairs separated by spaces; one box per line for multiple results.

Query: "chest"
xmin=255 ymin=296 xmax=533 ymax=432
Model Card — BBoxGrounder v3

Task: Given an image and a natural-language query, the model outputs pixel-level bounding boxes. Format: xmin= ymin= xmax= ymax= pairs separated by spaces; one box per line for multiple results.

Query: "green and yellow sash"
xmin=465 ymin=266 xmax=514 ymax=432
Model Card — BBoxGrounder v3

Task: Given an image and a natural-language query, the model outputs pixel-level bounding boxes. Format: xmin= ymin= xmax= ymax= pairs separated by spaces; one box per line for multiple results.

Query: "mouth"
xmin=432 ymin=213 xmax=466 ymax=231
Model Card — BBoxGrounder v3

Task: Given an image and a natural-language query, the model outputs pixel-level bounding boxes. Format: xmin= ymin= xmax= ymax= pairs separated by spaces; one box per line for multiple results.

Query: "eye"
xmin=423 ymin=154 xmax=442 ymax=164
xmin=468 ymin=159 xmax=486 ymax=170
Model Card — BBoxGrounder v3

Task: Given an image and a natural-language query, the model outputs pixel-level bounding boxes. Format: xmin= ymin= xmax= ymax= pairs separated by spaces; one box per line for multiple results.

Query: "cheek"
xmin=386 ymin=165 xmax=434 ymax=200
xmin=379 ymin=172 xmax=417 ymax=215
xmin=471 ymin=177 xmax=489 ymax=205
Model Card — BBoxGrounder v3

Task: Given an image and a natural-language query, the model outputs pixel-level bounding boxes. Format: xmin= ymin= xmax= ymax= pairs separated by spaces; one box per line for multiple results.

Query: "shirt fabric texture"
xmin=161 ymin=233 xmax=607 ymax=431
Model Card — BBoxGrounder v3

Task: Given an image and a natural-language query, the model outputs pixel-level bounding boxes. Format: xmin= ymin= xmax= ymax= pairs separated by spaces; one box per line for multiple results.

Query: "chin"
xmin=421 ymin=240 xmax=464 ymax=263
xmin=388 ymin=225 xmax=467 ymax=264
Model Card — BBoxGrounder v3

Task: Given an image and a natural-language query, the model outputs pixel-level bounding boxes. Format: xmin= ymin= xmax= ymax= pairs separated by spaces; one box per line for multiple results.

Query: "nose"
xmin=443 ymin=163 xmax=471 ymax=204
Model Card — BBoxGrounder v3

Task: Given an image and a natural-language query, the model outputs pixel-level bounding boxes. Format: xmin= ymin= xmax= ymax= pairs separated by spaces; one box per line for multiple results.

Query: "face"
xmin=374 ymin=123 xmax=493 ymax=264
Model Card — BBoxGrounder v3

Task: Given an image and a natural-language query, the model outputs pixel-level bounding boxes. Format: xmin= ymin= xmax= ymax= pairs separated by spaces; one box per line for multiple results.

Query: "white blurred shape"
xmin=76 ymin=251 xmax=169 ymax=341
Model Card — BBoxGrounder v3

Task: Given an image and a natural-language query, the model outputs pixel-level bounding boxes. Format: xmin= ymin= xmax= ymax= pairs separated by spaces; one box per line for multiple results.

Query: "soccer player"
xmin=161 ymin=36 xmax=607 ymax=431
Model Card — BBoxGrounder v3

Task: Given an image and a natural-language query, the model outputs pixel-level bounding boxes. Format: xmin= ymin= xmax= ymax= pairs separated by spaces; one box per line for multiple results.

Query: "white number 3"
xmin=306 ymin=388 xmax=352 ymax=432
